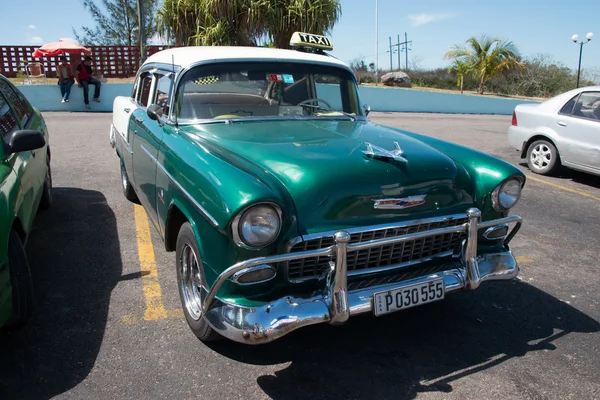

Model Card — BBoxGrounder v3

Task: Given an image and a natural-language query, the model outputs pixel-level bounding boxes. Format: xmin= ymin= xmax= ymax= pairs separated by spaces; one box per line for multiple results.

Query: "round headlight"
xmin=237 ymin=204 xmax=281 ymax=248
xmin=494 ymin=178 xmax=522 ymax=211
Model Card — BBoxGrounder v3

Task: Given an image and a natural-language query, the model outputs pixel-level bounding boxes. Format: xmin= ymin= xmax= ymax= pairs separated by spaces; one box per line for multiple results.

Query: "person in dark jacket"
xmin=75 ymin=55 xmax=101 ymax=109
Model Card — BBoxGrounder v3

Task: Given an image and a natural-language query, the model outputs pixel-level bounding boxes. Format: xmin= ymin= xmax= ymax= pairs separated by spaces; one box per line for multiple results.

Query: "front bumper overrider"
xmin=201 ymin=208 xmax=522 ymax=344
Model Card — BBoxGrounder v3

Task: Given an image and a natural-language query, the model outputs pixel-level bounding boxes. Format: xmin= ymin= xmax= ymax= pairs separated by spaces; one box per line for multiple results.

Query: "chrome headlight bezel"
xmin=232 ymin=203 xmax=282 ymax=249
xmin=492 ymin=177 xmax=524 ymax=212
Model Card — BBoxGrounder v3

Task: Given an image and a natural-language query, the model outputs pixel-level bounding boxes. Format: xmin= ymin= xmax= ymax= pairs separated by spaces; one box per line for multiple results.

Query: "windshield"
xmin=175 ymin=62 xmax=363 ymax=122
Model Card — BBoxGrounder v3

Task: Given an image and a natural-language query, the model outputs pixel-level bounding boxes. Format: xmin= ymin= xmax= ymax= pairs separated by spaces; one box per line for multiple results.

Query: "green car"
xmin=0 ymin=74 xmax=52 ymax=328
xmin=111 ymin=33 xmax=525 ymax=345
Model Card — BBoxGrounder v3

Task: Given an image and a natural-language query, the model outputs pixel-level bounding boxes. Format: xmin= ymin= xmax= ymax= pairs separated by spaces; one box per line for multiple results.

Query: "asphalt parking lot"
xmin=0 ymin=111 xmax=599 ymax=400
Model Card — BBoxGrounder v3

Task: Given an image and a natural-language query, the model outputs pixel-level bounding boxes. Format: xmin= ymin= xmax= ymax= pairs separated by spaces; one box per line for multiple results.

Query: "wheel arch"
xmin=521 ymin=134 xmax=560 ymax=159
xmin=165 ymin=203 xmax=189 ymax=252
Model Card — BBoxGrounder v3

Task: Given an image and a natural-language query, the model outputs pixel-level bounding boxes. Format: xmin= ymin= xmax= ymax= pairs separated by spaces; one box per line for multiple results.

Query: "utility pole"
xmin=375 ymin=0 xmax=378 ymax=86
xmin=397 ymin=34 xmax=401 ymax=71
xmin=405 ymin=32 xmax=409 ymax=70
xmin=393 ymin=32 xmax=412 ymax=70
xmin=389 ymin=36 xmax=393 ymax=71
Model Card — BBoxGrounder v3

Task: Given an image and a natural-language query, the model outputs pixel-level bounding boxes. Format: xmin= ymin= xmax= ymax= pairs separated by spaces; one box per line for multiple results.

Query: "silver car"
xmin=508 ymin=86 xmax=600 ymax=176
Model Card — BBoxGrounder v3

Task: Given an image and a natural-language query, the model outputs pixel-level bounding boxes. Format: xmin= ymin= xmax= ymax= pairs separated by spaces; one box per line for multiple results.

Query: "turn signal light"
xmin=232 ymin=265 xmax=277 ymax=285
xmin=511 ymin=111 xmax=518 ymax=126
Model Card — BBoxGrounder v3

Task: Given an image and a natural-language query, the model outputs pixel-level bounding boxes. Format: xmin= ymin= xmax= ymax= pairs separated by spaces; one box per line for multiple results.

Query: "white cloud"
xmin=149 ymin=33 xmax=170 ymax=46
xmin=28 ymin=36 xmax=43 ymax=44
xmin=409 ymin=13 xmax=457 ymax=27
xmin=28 ymin=24 xmax=36 ymax=30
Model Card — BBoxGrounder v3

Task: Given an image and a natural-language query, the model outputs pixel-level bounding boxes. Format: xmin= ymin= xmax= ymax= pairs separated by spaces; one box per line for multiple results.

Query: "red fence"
xmin=0 ymin=45 xmax=173 ymax=79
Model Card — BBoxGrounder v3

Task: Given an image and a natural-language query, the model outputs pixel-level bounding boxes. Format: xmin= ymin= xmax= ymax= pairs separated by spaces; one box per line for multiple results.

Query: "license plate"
xmin=373 ymin=279 xmax=445 ymax=316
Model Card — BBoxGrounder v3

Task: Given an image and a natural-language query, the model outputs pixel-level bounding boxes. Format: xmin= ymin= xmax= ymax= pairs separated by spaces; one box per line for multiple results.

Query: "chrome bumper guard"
xmin=203 ymin=208 xmax=522 ymax=344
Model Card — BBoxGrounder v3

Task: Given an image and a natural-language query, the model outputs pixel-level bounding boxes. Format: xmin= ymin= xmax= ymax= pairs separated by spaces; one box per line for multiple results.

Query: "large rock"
xmin=381 ymin=71 xmax=411 ymax=88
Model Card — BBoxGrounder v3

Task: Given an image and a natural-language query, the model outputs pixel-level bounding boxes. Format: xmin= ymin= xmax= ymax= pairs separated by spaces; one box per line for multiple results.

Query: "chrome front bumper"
xmin=202 ymin=208 xmax=522 ymax=345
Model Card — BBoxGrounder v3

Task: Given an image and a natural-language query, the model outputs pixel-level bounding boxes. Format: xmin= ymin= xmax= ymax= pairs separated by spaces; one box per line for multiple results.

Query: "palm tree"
xmin=447 ymin=60 xmax=471 ymax=94
xmin=156 ymin=0 xmax=340 ymax=48
xmin=444 ymin=35 xmax=523 ymax=94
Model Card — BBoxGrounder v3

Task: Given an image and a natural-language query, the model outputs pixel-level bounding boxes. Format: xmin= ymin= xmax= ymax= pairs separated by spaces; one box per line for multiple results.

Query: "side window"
xmin=572 ymin=92 xmax=600 ymax=121
xmin=0 ymin=93 xmax=20 ymax=139
xmin=559 ymin=94 xmax=578 ymax=115
xmin=137 ymin=73 xmax=153 ymax=107
xmin=154 ymin=73 xmax=172 ymax=115
xmin=0 ymin=80 xmax=32 ymax=128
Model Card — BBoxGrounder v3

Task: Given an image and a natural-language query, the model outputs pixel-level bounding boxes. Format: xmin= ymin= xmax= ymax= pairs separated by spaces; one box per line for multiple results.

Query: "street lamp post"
xmin=572 ymin=32 xmax=594 ymax=88
xmin=375 ymin=0 xmax=379 ymax=86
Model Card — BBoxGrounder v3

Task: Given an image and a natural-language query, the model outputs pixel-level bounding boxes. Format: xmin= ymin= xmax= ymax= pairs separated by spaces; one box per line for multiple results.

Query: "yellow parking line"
xmin=526 ymin=175 xmax=600 ymax=202
xmin=134 ymin=204 xmax=168 ymax=321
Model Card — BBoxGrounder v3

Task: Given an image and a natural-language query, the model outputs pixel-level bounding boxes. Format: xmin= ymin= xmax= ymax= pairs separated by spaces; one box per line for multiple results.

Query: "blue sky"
xmin=1 ymin=0 xmax=598 ymax=77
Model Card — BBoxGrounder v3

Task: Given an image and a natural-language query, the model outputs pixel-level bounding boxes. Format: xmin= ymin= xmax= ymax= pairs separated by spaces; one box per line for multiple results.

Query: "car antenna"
xmin=171 ymin=54 xmax=177 ymax=128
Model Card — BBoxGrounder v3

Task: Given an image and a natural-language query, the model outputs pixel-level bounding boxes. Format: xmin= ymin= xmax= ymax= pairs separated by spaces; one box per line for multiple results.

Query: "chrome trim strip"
xmin=231 ymin=264 xmax=277 ymax=285
xmin=139 ymin=144 xmax=219 ymax=227
xmin=288 ymin=213 xmax=469 ymax=248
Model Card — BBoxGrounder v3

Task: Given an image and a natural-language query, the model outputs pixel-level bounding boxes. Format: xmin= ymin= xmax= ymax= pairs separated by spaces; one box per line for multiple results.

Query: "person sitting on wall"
xmin=56 ymin=56 xmax=75 ymax=103
xmin=75 ymin=55 xmax=101 ymax=110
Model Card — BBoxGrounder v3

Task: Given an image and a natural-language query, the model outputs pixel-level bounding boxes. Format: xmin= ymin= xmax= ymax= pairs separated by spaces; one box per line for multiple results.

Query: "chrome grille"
xmin=286 ymin=217 xmax=468 ymax=281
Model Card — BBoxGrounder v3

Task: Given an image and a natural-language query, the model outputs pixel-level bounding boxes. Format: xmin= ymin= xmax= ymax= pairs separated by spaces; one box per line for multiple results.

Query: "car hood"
xmin=184 ymin=119 xmax=473 ymax=235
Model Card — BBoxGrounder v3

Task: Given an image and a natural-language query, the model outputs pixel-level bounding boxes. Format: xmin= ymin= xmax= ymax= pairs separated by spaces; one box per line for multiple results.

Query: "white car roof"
xmin=144 ymin=46 xmax=350 ymax=70
xmin=540 ymin=85 xmax=600 ymax=112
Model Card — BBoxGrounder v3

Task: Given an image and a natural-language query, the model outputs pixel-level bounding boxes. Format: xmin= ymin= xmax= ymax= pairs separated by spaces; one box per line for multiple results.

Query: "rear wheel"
xmin=120 ymin=159 xmax=139 ymax=203
xmin=176 ymin=222 xmax=221 ymax=342
xmin=6 ymin=230 xmax=34 ymax=327
xmin=527 ymin=139 xmax=560 ymax=175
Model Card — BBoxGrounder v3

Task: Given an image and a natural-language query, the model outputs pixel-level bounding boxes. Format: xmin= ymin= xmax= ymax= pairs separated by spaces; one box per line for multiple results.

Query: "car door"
xmin=130 ymin=70 xmax=171 ymax=229
xmin=0 ymin=82 xmax=44 ymax=231
xmin=557 ymin=91 xmax=600 ymax=170
xmin=112 ymin=79 xmax=139 ymax=157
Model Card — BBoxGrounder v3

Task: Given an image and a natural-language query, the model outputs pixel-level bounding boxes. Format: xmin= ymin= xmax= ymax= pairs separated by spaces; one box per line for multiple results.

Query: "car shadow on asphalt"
xmin=0 ymin=188 xmax=124 ymax=399
xmin=208 ymin=280 xmax=599 ymax=399
xmin=519 ymin=162 xmax=600 ymax=189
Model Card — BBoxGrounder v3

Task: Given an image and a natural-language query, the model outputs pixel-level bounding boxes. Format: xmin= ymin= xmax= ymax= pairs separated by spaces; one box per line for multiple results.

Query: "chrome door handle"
xmin=135 ymin=117 xmax=144 ymax=123
xmin=557 ymin=121 xmax=567 ymax=127
xmin=124 ymin=107 xmax=131 ymax=113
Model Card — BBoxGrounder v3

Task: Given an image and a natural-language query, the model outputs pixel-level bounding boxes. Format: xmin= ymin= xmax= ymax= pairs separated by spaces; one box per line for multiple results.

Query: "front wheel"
xmin=120 ymin=159 xmax=139 ymax=203
xmin=527 ymin=139 xmax=560 ymax=175
xmin=176 ymin=222 xmax=221 ymax=342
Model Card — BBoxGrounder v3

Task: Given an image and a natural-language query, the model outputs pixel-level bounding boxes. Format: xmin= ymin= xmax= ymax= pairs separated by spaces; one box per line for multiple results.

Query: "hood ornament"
xmin=363 ymin=141 xmax=408 ymax=163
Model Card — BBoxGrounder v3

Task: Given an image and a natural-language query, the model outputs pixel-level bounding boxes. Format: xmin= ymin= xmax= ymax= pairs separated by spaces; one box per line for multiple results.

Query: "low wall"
xmin=18 ymin=83 xmax=541 ymax=114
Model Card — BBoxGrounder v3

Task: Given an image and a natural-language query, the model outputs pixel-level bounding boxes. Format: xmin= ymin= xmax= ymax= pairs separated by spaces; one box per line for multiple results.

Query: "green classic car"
xmin=111 ymin=33 xmax=525 ymax=345
xmin=0 ymin=74 xmax=52 ymax=328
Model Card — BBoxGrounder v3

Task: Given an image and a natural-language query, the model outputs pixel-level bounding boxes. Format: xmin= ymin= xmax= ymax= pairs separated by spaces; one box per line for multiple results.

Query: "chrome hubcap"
xmin=531 ymin=144 xmax=552 ymax=169
xmin=180 ymin=244 xmax=203 ymax=320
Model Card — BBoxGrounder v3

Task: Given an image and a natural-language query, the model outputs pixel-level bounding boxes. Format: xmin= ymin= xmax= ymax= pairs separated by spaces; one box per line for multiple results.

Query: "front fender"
xmin=387 ymin=127 xmax=526 ymax=218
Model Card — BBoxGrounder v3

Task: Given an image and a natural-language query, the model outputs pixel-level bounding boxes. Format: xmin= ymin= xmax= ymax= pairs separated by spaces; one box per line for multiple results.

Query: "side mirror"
xmin=147 ymin=104 xmax=164 ymax=124
xmin=363 ymin=104 xmax=371 ymax=116
xmin=4 ymin=130 xmax=45 ymax=155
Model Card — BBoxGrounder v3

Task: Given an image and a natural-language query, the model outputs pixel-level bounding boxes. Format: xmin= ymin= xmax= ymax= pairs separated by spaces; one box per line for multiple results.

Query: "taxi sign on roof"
xmin=290 ymin=32 xmax=333 ymax=51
